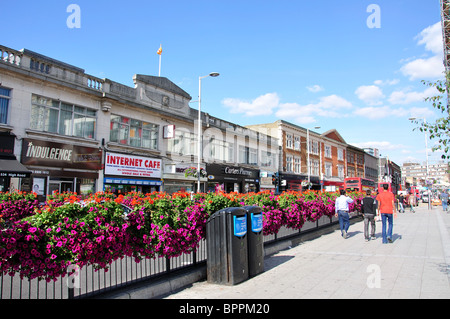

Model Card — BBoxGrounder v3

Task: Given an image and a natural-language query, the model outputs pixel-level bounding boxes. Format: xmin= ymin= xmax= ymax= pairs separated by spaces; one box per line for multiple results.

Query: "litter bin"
xmin=206 ymin=207 xmax=248 ymax=285
xmin=243 ymin=206 xmax=264 ymax=277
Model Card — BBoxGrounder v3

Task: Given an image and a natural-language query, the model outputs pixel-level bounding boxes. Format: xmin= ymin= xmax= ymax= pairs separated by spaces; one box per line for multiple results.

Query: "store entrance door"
xmin=49 ymin=181 xmax=74 ymax=194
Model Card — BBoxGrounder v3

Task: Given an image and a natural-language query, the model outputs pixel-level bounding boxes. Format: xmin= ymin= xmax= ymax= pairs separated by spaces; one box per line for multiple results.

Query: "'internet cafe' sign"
xmin=21 ymin=138 xmax=102 ymax=170
xmin=105 ymin=152 xmax=162 ymax=178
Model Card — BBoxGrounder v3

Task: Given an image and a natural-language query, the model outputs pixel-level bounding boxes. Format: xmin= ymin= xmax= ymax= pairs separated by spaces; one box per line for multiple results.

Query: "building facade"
xmin=402 ymin=161 xmax=450 ymax=188
xmin=247 ymin=121 xmax=348 ymax=192
xmin=0 ymin=44 xmax=278 ymax=196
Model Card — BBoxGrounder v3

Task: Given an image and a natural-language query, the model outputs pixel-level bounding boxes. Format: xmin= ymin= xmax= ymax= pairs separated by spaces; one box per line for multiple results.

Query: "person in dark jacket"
xmin=362 ymin=189 xmax=377 ymax=241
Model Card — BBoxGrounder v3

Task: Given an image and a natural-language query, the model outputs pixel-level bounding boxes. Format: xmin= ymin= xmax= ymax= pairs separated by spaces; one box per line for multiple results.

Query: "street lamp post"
xmin=197 ymin=72 xmax=220 ymax=193
xmin=409 ymin=117 xmax=431 ymax=210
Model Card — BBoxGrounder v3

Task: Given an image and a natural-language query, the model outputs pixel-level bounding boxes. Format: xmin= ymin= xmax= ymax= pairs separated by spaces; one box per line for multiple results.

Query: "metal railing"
xmin=0 ymin=213 xmax=351 ymax=299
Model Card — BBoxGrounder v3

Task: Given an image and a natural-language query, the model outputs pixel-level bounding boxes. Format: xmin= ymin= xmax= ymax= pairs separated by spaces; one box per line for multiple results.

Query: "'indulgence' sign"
xmin=21 ymin=138 xmax=102 ymax=170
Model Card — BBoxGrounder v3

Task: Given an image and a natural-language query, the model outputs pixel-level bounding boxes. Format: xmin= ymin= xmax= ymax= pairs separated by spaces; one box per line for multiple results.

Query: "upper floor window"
xmin=338 ymin=149 xmax=344 ymax=161
xmin=0 ymin=87 xmax=11 ymax=124
xmin=324 ymin=145 xmax=332 ymax=158
xmin=30 ymin=94 xmax=96 ymax=139
xmin=294 ymin=136 xmax=300 ymax=150
xmin=261 ymin=150 xmax=276 ymax=168
xmin=309 ymin=140 xmax=319 ymax=155
xmin=239 ymin=145 xmax=257 ymax=165
xmin=286 ymin=133 xmax=293 ymax=149
xmin=110 ymin=114 xmax=159 ymax=150
xmin=168 ymin=129 xmax=196 ymax=156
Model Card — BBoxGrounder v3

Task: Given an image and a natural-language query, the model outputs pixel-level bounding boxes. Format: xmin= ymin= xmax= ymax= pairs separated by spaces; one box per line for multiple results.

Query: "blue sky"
xmin=1 ymin=0 xmax=446 ymax=165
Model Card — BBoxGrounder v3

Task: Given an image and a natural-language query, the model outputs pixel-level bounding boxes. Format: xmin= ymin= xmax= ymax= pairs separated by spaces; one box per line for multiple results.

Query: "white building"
xmin=0 ymin=44 xmax=278 ymax=197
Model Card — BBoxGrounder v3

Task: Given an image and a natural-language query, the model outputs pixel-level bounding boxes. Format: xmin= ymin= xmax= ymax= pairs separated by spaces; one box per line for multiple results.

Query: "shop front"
xmin=163 ymin=163 xmax=206 ymax=194
xmin=0 ymin=133 xmax=31 ymax=192
xmin=206 ymin=163 xmax=260 ymax=193
xmin=104 ymin=152 xmax=162 ymax=194
xmin=278 ymin=173 xmax=322 ymax=192
xmin=20 ymin=138 xmax=101 ymax=200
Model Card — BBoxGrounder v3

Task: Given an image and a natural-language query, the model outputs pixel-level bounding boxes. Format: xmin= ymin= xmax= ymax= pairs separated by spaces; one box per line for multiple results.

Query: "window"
xmin=347 ymin=152 xmax=354 ymax=164
xmin=30 ymin=94 xmax=96 ymax=138
xmin=313 ymin=160 xmax=319 ymax=176
xmin=294 ymin=136 xmax=300 ymax=150
xmin=325 ymin=162 xmax=332 ymax=178
xmin=286 ymin=156 xmax=293 ymax=172
xmin=0 ymin=87 xmax=11 ymax=124
xmin=294 ymin=157 xmax=301 ymax=174
xmin=309 ymin=140 xmax=319 ymax=155
xmin=261 ymin=151 xmax=276 ymax=167
xmin=239 ymin=146 xmax=257 ymax=165
xmin=286 ymin=133 xmax=293 ymax=149
xmin=338 ymin=149 xmax=344 ymax=161
xmin=325 ymin=145 xmax=332 ymax=158
xmin=110 ymin=114 xmax=158 ymax=149
xmin=207 ymin=137 xmax=233 ymax=162
xmin=338 ymin=165 xmax=345 ymax=178
xmin=168 ymin=129 xmax=196 ymax=156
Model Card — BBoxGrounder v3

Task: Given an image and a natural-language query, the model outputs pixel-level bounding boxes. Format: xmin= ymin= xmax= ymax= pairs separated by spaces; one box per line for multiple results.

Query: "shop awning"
xmin=0 ymin=159 xmax=31 ymax=178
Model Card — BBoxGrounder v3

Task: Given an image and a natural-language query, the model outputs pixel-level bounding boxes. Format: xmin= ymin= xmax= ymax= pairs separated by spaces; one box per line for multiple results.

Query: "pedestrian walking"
xmin=335 ymin=189 xmax=354 ymax=239
xmin=408 ymin=193 xmax=415 ymax=213
xmin=376 ymin=184 xmax=395 ymax=244
xmin=361 ymin=190 xmax=377 ymax=241
xmin=440 ymin=191 xmax=448 ymax=212
xmin=398 ymin=193 xmax=405 ymax=213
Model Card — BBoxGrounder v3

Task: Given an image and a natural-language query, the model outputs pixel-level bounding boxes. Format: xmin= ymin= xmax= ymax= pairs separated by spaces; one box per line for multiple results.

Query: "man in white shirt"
xmin=335 ymin=189 xmax=354 ymax=239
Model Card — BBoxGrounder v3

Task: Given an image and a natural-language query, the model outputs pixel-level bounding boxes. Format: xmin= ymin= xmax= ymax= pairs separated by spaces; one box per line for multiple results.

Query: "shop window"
xmin=30 ymin=94 xmax=96 ymax=139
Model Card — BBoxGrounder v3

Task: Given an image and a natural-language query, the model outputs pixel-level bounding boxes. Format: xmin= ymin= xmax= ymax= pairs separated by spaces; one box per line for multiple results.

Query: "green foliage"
xmin=413 ymin=73 xmax=450 ymax=159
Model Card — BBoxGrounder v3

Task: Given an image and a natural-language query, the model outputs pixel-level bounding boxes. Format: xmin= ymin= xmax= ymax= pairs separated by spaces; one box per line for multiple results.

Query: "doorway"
xmin=49 ymin=179 xmax=74 ymax=194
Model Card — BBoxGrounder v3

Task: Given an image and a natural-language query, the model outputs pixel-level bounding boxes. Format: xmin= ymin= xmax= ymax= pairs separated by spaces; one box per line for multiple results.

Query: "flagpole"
xmin=157 ymin=44 xmax=162 ymax=77
xmin=159 ymin=54 xmax=161 ymax=77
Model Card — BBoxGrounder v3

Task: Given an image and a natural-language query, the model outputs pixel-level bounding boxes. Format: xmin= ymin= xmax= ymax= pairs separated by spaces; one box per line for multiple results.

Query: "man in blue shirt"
xmin=335 ymin=189 xmax=354 ymax=239
xmin=441 ymin=191 xmax=449 ymax=212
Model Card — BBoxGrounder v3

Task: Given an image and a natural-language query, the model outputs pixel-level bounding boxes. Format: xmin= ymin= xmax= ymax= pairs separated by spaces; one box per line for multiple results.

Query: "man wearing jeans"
xmin=376 ymin=184 xmax=395 ymax=244
xmin=335 ymin=189 xmax=354 ymax=239
xmin=441 ymin=191 xmax=448 ymax=212
xmin=362 ymin=190 xmax=377 ymax=242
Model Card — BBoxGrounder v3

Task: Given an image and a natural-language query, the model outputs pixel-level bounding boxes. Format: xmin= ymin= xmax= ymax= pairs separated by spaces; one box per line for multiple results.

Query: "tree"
xmin=411 ymin=73 xmax=450 ymax=159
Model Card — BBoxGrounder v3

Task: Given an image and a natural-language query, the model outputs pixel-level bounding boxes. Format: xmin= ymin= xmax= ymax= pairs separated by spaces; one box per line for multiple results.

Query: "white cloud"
xmin=400 ymin=55 xmax=444 ymax=80
xmin=306 ymin=85 xmax=324 ymax=93
xmin=275 ymin=94 xmax=353 ymax=124
xmin=222 ymin=93 xmax=279 ymax=116
xmin=400 ymin=22 xmax=445 ymax=80
xmin=353 ymin=105 xmax=407 ymax=119
xmin=388 ymin=86 xmax=438 ymax=105
xmin=374 ymin=79 xmax=399 ymax=86
xmin=409 ymin=106 xmax=436 ymax=119
xmin=352 ymin=141 xmax=406 ymax=151
xmin=355 ymin=85 xmax=385 ymax=105
xmin=416 ymin=22 xmax=443 ymax=55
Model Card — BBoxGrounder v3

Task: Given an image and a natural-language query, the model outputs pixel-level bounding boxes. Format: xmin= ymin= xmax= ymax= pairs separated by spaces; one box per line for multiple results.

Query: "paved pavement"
xmin=164 ymin=204 xmax=450 ymax=299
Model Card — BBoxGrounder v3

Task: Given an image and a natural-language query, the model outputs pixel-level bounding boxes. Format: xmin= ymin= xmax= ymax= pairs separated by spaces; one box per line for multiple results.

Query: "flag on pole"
xmin=157 ymin=44 xmax=162 ymax=76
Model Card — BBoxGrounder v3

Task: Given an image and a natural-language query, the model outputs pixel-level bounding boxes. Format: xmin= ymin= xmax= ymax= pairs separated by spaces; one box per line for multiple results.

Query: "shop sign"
xmin=105 ymin=152 xmax=161 ymax=178
xmin=21 ymin=138 xmax=102 ymax=170
xmin=0 ymin=134 xmax=15 ymax=158
xmin=207 ymin=164 xmax=259 ymax=179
